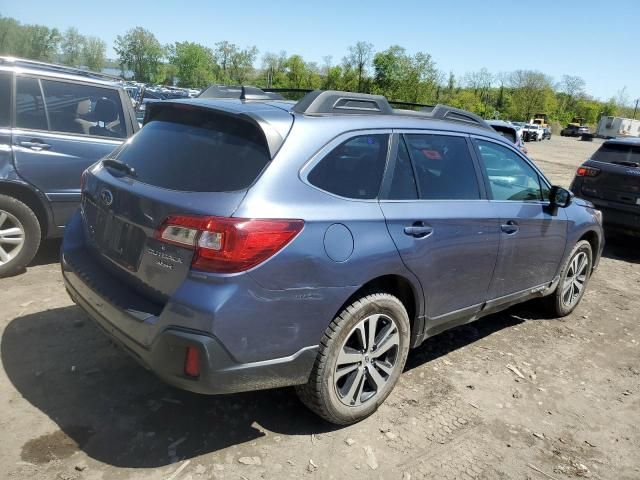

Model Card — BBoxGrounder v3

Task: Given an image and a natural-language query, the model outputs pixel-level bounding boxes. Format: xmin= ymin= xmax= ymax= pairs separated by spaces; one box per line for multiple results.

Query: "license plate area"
xmin=85 ymin=200 xmax=146 ymax=271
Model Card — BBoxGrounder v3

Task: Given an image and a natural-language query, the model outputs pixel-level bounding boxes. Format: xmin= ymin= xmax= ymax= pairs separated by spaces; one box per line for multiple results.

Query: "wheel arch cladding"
xmin=578 ymin=229 xmax=600 ymax=267
xmin=0 ymin=182 xmax=49 ymax=239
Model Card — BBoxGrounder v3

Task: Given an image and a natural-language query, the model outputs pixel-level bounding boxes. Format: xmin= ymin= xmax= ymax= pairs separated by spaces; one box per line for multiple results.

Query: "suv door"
xmin=12 ymin=75 xmax=128 ymax=232
xmin=472 ymin=138 xmax=567 ymax=302
xmin=379 ymin=132 xmax=500 ymax=330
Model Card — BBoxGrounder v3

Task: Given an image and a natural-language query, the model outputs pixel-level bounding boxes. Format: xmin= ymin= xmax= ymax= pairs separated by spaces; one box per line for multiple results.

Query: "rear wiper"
xmin=611 ymin=160 xmax=640 ymax=167
xmin=102 ymin=158 xmax=136 ymax=176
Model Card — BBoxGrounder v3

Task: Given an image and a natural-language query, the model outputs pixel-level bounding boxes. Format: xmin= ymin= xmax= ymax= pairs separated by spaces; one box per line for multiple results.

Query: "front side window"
xmin=403 ymin=133 xmax=480 ymax=200
xmin=475 ymin=139 xmax=543 ymax=201
xmin=308 ymin=134 xmax=389 ymax=199
xmin=16 ymin=76 xmax=47 ymax=131
xmin=40 ymin=79 xmax=126 ymax=138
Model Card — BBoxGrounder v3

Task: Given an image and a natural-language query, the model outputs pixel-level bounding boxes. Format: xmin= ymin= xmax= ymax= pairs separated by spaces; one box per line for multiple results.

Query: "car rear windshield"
xmin=592 ymin=143 xmax=640 ymax=166
xmin=113 ymin=107 xmax=270 ymax=192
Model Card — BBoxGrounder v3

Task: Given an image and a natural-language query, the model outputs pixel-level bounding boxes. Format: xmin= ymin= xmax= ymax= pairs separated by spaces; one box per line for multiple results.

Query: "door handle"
xmin=404 ymin=222 xmax=433 ymax=238
xmin=19 ymin=140 xmax=51 ymax=151
xmin=501 ymin=220 xmax=519 ymax=234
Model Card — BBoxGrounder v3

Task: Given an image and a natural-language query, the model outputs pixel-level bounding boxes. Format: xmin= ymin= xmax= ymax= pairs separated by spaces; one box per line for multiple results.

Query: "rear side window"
xmin=308 ymin=134 xmax=389 ymax=199
xmin=16 ymin=76 xmax=47 ymax=130
xmin=0 ymin=72 xmax=10 ymax=127
xmin=592 ymin=143 xmax=640 ymax=166
xmin=41 ymin=79 xmax=126 ymax=138
xmin=114 ymin=107 xmax=270 ymax=192
xmin=404 ymin=134 xmax=480 ymax=200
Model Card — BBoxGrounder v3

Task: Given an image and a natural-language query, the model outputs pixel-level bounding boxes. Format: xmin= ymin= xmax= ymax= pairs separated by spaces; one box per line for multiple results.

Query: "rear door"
xmin=472 ymin=138 xmax=567 ymax=301
xmin=379 ymin=132 xmax=500 ymax=325
xmin=12 ymin=75 xmax=127 ymax=230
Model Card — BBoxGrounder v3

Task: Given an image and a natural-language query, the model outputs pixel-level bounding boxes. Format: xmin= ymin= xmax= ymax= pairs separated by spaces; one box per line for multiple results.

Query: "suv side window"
xmin=16 ymin=76 xmax=48 ymax=131
xmin=387 ymin=137 xmax=418 ymax=199
xmin=403 ymin=134 xmax=480 ymax=200
xmin=475 ymin=139 xmax=543 ymax=201
xmin=40 ymin=79 xmax=126 ymax=138
xmin=0 ymin=72 xmax=10 ymax=127
xmin=308 ymin=134 xmax=389 ymax=199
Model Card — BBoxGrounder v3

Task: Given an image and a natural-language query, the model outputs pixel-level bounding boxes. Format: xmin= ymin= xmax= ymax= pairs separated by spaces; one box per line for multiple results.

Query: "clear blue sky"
xmin=3 ymin=0 xmax=639 ymax=102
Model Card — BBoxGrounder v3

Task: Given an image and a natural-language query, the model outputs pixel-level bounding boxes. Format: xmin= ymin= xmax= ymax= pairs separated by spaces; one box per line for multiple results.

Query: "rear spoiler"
xmin=144 ymin=100 xmax=292 ymax=159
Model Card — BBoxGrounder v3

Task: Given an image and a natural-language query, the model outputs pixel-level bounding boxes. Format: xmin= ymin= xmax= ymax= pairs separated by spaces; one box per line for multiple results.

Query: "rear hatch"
xmin=81 ymin=101 xmax=292 ymax=302
xmin=580 ymin=142 xmax=640 ymax=207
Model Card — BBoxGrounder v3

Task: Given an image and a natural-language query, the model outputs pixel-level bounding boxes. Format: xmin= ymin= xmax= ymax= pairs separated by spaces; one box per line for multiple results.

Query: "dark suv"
xmin=570 ymin=138 xmax=640 ymax=235
xmin=62 ymin=89 xmax=603 ymax=424
xmin=0 ymin=57 xmax=138 ymax=276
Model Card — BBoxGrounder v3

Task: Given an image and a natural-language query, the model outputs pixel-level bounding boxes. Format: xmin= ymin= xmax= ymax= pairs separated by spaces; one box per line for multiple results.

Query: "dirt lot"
xmin=1 ymin=136 xmax=639 ymax=480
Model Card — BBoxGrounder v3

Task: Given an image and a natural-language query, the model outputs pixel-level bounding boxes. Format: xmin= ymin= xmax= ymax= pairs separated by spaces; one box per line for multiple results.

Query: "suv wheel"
xmin=296 ymin=292 xmax=410 ymax=425
xmin=543 ymin=240 xmax=592 ymax=317
xmin=0 ymin=195 xmax=41 ymax=278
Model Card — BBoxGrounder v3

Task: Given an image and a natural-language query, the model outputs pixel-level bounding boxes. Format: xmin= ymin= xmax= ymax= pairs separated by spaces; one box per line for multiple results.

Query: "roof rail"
xmin=420 ymin=104 xmax=491 ymax=129
xmin=292 ymin=90 xmax=393 ymax=115
xmin=197 ymin=84 xmax=285 ymax=100
xmin=0 ymin=56 xmax=123 ymax=82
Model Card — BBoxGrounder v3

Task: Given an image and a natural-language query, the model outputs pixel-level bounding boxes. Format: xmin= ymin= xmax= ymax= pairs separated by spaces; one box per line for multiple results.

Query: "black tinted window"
xmin=592 ymin=143 xmax=640 ymax=165
xmin=0 ymin=73 xmax=10 ymax=127
xmin=308 ymin=134 xmax=389 ymax=199
xmin=16 ymin=76 xmax=47 ymax=130
xmin=475 ymin=139 xmax=543 ymax=201
xmin=41 ymin=79 xmax=126 ymax=138
xmin=114 ymin=108 xmax=270 ymax=192
xmin=387 ymin=137 xmax=418 ymax=199
xmin=404 ymin=134 xmax=480 ymax=200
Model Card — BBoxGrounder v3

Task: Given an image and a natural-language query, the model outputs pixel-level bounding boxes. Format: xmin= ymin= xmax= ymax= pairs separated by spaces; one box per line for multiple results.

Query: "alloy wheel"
xmin=562 ymin=251 xmax=588 ymax=308
xmin=0 ymin=210 xmax=26 ymax=266
xmin=333 ymin=313 xmax=400 ymax=407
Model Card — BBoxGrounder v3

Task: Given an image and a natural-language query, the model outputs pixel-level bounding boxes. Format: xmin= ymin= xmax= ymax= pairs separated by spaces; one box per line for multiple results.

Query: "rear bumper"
xmin=582 ymin=199 xmax=640 ymax=234
xmin=63 ymin=263 xmax=318 ymax=394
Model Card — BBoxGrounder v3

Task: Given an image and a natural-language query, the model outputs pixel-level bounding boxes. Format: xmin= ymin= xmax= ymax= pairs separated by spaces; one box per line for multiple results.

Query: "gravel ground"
xmin=1 ymin=136 xmax=639 ymax=480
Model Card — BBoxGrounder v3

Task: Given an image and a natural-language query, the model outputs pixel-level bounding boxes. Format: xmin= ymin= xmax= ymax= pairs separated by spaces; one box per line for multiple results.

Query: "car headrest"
xmin=76 ymin=99 xmax=91 ymax=116
xmin=94 ymin=98 xmax=118 ymax=123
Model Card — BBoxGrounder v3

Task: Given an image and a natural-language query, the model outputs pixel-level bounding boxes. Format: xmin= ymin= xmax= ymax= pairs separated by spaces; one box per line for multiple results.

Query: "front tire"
xmin=296 ymin=292 xmax=410 ymax=425
xmin=0 ymin=195 xmax=41 ymax=278
xmin=543 ymin=240 xmax=592 ymax=317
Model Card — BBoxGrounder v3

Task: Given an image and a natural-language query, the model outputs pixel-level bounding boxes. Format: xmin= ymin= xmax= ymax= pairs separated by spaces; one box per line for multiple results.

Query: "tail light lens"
xmin=184 ymin=346 xmax=200 ymax=377
xmin=576 ymin=166 xmax=600 ymax=177
xmin=155 ymin=215 xmax=304 ymax=273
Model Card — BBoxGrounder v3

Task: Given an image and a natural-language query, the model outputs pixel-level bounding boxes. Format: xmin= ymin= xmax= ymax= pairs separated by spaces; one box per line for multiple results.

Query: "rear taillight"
xmin=184 ymin=346 xmax=200 ymax=377
xmin=155 ymin=215 xmax=304 ymax=273
xmin=576 ymin=166 xmax=600 ymax=177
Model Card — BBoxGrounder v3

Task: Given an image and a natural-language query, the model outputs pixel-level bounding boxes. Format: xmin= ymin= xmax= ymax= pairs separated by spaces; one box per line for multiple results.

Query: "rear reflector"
xmin=576 ymin=166 xmax=600 ymax=177
xmin=155 ymin=215 xmax=304 ymax=273
xmin=184 ymin=346 xmax=200 ymax=377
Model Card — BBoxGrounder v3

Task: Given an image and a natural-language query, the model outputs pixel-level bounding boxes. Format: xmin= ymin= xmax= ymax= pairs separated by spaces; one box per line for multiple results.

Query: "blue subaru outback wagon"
xmin=62 ymin=88 xmax=603 ymax=424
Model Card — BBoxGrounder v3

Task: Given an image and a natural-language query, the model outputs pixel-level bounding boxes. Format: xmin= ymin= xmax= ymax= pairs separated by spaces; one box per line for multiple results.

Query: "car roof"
xmin=163 ymin=97 xmax=511 ymax=145
xmin=604 ymin=137 xmax=640 ymax=146
xmin=0 ymin=57 xmax=123 ymax=87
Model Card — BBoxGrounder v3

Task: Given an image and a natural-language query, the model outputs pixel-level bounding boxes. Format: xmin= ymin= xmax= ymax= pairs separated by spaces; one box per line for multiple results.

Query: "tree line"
xmin=1 ymin=15 xmax=636 ymax=125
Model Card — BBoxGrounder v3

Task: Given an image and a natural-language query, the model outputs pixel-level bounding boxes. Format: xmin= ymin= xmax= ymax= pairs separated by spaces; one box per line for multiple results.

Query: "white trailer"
xmin=596 ymin=116 xmax=640 ymax=138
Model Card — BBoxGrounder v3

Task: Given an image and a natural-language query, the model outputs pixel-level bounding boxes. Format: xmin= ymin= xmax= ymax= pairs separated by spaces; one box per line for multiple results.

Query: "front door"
xmin=379 ymin=132 xmax=500 ymax=325
xmin=12 ymin=75 xmax=126 ymax=230
xmin=472 ymin=138 xmax=568 ymax=300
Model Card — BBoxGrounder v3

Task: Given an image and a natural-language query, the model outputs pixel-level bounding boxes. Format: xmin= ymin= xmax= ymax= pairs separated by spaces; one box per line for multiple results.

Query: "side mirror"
xmin=549 ymin=185 xmax=573 ymax=208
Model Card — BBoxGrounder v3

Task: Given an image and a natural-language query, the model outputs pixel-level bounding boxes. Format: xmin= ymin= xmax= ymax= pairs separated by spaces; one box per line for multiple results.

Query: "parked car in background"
xmin=487 ymin=119 xmax=528 ymax=154
xmin=543 ymin=127 xmax=552 ymax=140
xmin=523 ymin=124 xmax=543 ymax=141
xmin=570 ymin=138 xmax=640 ymax=236
xmin=0 ymin=57 xmax=138 ymax=277
xmin=561 ymin=124 xmax=590 ymax=137
xmin=62 ymin=88 xmax=603 ymax=425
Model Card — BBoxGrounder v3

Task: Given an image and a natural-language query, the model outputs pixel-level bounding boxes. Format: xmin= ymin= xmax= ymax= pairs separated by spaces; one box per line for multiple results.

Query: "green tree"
xmin=168 ymin=41 xmax=215 ymax=87
xmin=114 ymin=27 xmax=163 ymax=83
xmin=228 ymin=46 xmax=258 ymax=84
xmin=19 ymin=25 xmax=60 ymax=61
xmin=507 ymin=70 xmax=553 ymax=121
xmin=61 ymin=27 xmax=84 ymax=66
xmin=82 ymin=36 xmax=106 ymax=71
xmin=344 ymin=41 xmax=373 ymax=92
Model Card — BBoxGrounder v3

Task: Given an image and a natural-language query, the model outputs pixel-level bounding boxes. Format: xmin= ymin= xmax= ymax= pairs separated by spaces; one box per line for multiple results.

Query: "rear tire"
xmin=542 ymin=240 xmax=592 ymax=317
xmin=296 ymin=292 xmax=410 ymax=425
xmin=0 ymin=195 xmax=41 ymax=278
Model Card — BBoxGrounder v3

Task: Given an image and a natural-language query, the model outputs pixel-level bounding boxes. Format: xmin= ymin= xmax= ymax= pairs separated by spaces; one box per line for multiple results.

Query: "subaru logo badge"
xmin=100 ymin=188 xmax=114 ymax=206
